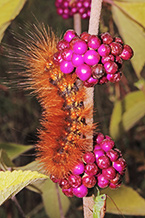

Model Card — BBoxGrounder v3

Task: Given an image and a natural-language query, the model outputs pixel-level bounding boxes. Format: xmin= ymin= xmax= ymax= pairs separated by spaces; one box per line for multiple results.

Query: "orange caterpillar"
xmin=17 ymin=25 xmax=94 ymax=179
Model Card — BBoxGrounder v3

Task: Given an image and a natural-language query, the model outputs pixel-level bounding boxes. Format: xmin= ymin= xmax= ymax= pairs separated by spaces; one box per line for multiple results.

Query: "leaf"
xmin=0 ymin=0 xmax=26 ymax=42
xmin=110 ymin=91 xmax=145 ymax=140
xmin=0 ymin=142 xmax=33 ymax=160
xmin=0 ymin=149 xmax=15 ymax=171
xmin=0 ymin=170 xmax=48 ymax=206
xmin=101 ymin=185 xmax=145 ymax=215
xmin=112 ymin=4 xmax=145 ymax=77
xmin=42 ymin=180 xmax=70 ymax=218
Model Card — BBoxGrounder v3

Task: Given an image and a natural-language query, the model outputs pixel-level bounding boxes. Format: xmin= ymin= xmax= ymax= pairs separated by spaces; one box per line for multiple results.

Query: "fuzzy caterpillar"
xmin=14 ymin=24 xmax=95 ymax=180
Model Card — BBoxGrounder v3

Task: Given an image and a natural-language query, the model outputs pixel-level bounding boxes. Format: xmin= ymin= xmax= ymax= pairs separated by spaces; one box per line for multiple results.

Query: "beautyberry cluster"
xmin=53 ymin=30 xmax=133 ymax=86
xmin=50 ymin=133 xmax=127 ymax=198
xmin=55 ymin=0 xmax=91 ymax=19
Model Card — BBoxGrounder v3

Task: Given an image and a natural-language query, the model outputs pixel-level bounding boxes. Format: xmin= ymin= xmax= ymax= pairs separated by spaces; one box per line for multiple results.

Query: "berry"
xmin=85 ymin=163 xmax=99 ymax=176
xmin=71 ymin=38 xmax=87 ymax=55
xmin=80 ymin=32 xmax=90 ymax=42
xmin=109 ymin=182 xmax=121 ymax=189
xmin=104 ymin=61 xmax=118 ymax=74
xmin=107 ymin=72 xmax=122 ymax=83
xmin=59 ymin=179 xmax=70 ymax=189
xmin=53 ymin=52 xmax=63 ymax=65
xmin=72 ymin=53 xmax=84 ymax=67
xmin=88 ymin=35 xmax=101 ymax=49
xmin=83 ymin=151 xmax=95 ymax=164
xmin=110 ymin=173 xmax=121 ymax=184
xmin=75 ymin=64 xmax=91 ymax=81
xmin=50 ymin=174 xmax=59 ymax=183
xmin=84 ymin=50 xmax=100 ymax=66
xmin=110 ymin=42 xmax=123 ymax=56
xmin=68 ymin=174 xmax=82 ymax=188
xmin=82 ymin=175 xmax=96 ymax=188
xmin=96 ymin=133 xmax=104 ymax=144
xmin=94 ymin=149 xmax=105 ymax=161
xmin=64 ymin=29 xmax=77 ymax=42
xmin=113 ymin=158 xmax=127 ymax=173
xmin=92 ymin=64 xmax=105 ymax=79
xmin=84 ymin=76 xmax=98 ymax=87
xmin=114 ymin=37 xmax=123 ymax=44
xmin=73 ymin=184 xmax=88 ymax=198
xmin=97 ymin=155 xmax=111 ymax=169
xmin=61 ymin=48 xmax=73 ymax=61
xmin=101 ymin=32 xmax=113 ymax=44
xmin=106 ymin=149 xmax=119 ymax=162
xmin=72 ymin=161 xmax=85 ymax=175
xmin=101 ymin=55 xmax=114 ymax=64
xmin=94 ymin=144 xmax=101 ymax=150
xmin=98 ymin=44 xmax=111 ymax=56
xmin=102 ymin=166 xmax=116 ymax=180
xmin=97 ymin=174 xmax=110 ymax=188
xmin=62 ymin=187 xmax=74 ymax=197
xmin=100 ymin=139 xmax=115 ymax=152
xmin=120 ymin=45 xmax=133 ymax=60
xmin=60 ymin=60 xmax=74 ymax=74
xmin=56 ymin=39 xmax=70 ymax=51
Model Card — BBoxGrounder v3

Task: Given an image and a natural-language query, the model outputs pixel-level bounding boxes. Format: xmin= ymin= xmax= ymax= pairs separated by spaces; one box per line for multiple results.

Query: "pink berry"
xmin=68 ymin=174 xmax=82 ymax=188
xmin=88 ymin=35 xmax=101 ymax=49
xmin=99 ymin=76 xmax=108 ymax=84
xmin=101 ymin=55 xmax=114 ymax=64
xmin=72 ymin=161 xmax=85 ymax=175
xmin=92 ymin=64 xmax=105 ymax=79
xmin=110 ymin=42 xmax=123 ymax=56
xmin=83 ymin=151 xmax=95 ymax=164
xmin=85 ymin=163 xmax=99 ymax=176
xmin=94 ymin=144 xmax=101 ymax=150
xmin=61 ymin=48 xmax=73 ymax=61
xmin=59 ymin=179 xmax=71 ymax=189
xmin=73 ymin=184 xmax=88 ymax=198
xmin=102 ymin=166 xmax=116 ymax=180
xmin=98 ymin=44 xmax=111 ymax=56
xmin=53 ymin=52 xmax=63 ymax=65
xmin=110 ymin=173 xmax=121 ymax=184
xmin=109 ymin=182 xmax=121 ymax=189
xmin=84 ymin=50 xmax=100 ymax=66
xmin=114 ymin=37 xmax=123 ymax=44
xmin=75 ymin=64 xmax=91 ymax=81
xmin=97 ymin=174 xmax=110 ymax=188
xmin=107 ymin=72 xmax=122 ymax=83
xmin=82 ymin=175 xmax=96 ymax=188
xmin=84 ymin=77 xmax=98 ymax=87
xmin=56 ymin=39 xmax=70 ymax=51
xmin=101 ymin=32 xmax=113 ymax=44
xmin=50 ymin=174 xmax=59 ymax=183
xmin=113 ymin=158 xmax=127 ymax=173
xmin=71 ymin=38 xmax=87 ymax=55
xmin=62 ymin=187 xmax=74 ymax=197
xmin=120 ymin=45 xmax=133 ymax=60
xmin=104 ymin=61 xmax=118 ymax=74
xmin=60 ymin=60 xmax=74 ymax=74
xmin=100 ymin=139 xmax=115 ymax=152
xmin=63 ymin=29 xmax=77 ymax=42
xmin=94 ymin=149 xmax=105 ymax=161
xmin=72 ymin=53 xmax=84 ymax=66
xmin=106 ymin=149 xmax=119 ymax=162
xmin=96 ymin=133 xmax=104 ymax=144
xmin=80 ymin=32 xmax=90 ymax=42
xmin=97 ymin=156 xmax=111 ymax=169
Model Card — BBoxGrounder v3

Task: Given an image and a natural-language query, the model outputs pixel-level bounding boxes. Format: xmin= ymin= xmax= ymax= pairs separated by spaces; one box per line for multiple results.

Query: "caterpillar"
xmin=15 ymin=24 xmax=95 ymax=180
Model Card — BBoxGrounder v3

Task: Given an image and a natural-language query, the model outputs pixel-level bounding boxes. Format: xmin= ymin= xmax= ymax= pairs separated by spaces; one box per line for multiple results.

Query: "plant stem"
xmin=73 ymin=13 xmax=81 ymax=35
xmin=83 ymin=1 xmax=103 ymax=218
xmin=55 ymin=183 xmax=65 ymax=218
xmin=11 ymin=196 xmax=27 ymax=218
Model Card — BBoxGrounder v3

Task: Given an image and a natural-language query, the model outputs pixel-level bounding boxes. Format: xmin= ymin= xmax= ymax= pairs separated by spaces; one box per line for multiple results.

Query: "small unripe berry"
xmin=83 ymin=151 xmax=95 ymax=164
xmin=120 ymin=45 xmax=133 ymax=60
xmin=82 ymin=175 xmax=96 ymax=188
xmin=59 ymin=179 xmax=70 ymax=189
xmin=110 ymin=42 xmax=123 ymax=56
xmin=62 ymin=187 xmax=74 ymax=197
xmin=68 ymin=174 xmax=82 ymax=188
xmin=97 ymin=155 xmax=111 ymax=169
xmin=104 ymin=61 xmax=118 ymax=74
xmin=85 ymin=163 xmax=99 ymax=176
xmin=102 ymin=166 xmax=116 ymax=180
xmin=101 ymin=32 xmax=113 ymax=44
xmin=92 ymin=64 xmax=105 ymax=79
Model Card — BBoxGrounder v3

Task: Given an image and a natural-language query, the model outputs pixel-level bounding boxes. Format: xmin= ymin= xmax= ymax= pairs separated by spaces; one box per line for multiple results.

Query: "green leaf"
xmin=0 ymin=142 xmax=33 ymax=160
xmin=101 ymin=185 xmax=145 ymax=215
xmin=112 ymin=4 xmax=145 ymax=77
xmin=110 ymin=91 xmax=145 ymax=140
xmin=0 ymin=170 xmax=48 ymax=206
xmin=0 ymin=0 xmax=26 ymax=42
xmin=0 ymin=149 xmax=15 ymax=171
xmin=42 ymin=180 xmax=70 ymax=218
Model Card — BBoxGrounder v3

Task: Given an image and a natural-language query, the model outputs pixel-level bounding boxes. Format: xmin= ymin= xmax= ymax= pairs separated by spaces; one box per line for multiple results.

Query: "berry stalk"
xmin=83 ymin=1 xmax=103 ymax=217
xmin=74 ymin=13 xmax=81 ymax=35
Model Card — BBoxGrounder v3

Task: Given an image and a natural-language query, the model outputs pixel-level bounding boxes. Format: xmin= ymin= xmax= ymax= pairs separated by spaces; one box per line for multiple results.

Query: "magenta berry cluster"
xmin=50 ymin=132 xmax=127 ymax=198
xmin=53 ymin=30 xmax=133 ymax=87
xmin=55 ymin=0 xmax=91 ymax=19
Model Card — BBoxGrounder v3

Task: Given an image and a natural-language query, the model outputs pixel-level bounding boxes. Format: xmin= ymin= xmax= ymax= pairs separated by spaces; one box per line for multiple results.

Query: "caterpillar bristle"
xmin=14 ymin=24 xmax=95 ymax=179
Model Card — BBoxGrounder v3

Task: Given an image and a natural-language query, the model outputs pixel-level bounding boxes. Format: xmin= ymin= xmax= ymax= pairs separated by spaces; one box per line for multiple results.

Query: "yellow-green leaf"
xmin=0 ymin=0 xmax=26 ymax=42
xmin=110 ymin=91 xmax=145 ymax=140
xmin=102 ymin=185 xmax=145 ymax=215
xmin=0 ymin=142 xmax=33 ymax=160
xmin=0 ymin=170 xmax=48 ymax=206
xmin=112 ymin=5 xmax=145 ymax=77
xmin=42 ymin=180 xmax=70 ymax=218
